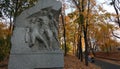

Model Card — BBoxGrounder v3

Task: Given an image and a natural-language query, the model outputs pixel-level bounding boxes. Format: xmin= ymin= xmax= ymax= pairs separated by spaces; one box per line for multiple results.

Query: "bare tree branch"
xmin=112 ymin=0 xmax=120 ymax=27
xmin=112 ymin=31 xmax=120 ymax=39
xmin=72 ymin=0 xmax=81 ymax=11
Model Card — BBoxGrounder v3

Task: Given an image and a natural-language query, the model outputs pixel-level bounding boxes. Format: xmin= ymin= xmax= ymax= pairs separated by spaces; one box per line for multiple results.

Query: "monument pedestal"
xmin=8 ymin=51 xmax=63 ymax=69
xmin=8 ymin=27 xmax=64 ymax=69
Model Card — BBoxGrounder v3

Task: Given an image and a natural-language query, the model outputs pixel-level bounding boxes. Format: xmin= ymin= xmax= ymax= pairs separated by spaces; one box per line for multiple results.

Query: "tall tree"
xmin=0 ymin=0 xmax=37 ymax=31
xmin=110 ymin=0 xmax=120 ymax=39
xmin=61 ymin=13 xmax=67 ymax=56
xmin=72 ymin=0 xmax=91 ymax=65
xmin=0 ymin=22 xmax=11 ymax=61
xmin=83 ymin=0 xmax=90 ymax=66
xmin=110 ymin=0 xmax=120 ymax=27
xmin=72 ymin=0 xmax=84 ymax=62
xmin=60 ymin=0 xmax=68 ymax=56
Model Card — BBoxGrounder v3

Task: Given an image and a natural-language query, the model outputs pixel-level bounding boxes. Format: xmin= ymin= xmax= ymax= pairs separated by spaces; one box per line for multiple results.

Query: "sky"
xmin=65 ymin=0 xmax=116 ymax=14
xmin=96 ymin=0 xmax=115 ymax=13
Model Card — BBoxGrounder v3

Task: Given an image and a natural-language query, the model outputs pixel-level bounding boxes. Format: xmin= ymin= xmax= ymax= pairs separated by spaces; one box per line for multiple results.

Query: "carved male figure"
xmin=29 ymin=15 xmax=54 ymax=50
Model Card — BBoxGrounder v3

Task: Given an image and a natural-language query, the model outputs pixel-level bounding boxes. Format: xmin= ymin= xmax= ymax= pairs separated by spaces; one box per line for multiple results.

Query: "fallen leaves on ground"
xmin=96 ymin=52 xmax=120 ymax=65
xmin=0 ymin=57 xmax=8 ymax=69
xmin=96 ymin=52 xmax=120 ymax=60
xmin=64 ymin=55 xmax=101 ymax=69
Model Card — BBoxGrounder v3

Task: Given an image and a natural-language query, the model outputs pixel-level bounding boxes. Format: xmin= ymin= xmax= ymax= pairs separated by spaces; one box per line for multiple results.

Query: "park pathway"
xmin=94 ymin=58 xmax=120 ymax=69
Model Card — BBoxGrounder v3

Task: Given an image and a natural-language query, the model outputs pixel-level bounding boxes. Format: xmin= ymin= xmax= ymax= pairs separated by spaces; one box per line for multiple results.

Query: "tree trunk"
xmin=84 ymin=0 xmax=90 ymax=66
xmin=78 ymin=35 xmax=83 ymax=62
xmin=84 ymin=30 xmax=88 ymax=66
xmin=61 ymin=13 xmax=67 ymax=56
xmin=112 ymin=0 xmax=120 ymax=27
xmin=73 ymin=34 xmax=76 ymax=55
xmin=9 ymin=12 xmax=13 ymax=33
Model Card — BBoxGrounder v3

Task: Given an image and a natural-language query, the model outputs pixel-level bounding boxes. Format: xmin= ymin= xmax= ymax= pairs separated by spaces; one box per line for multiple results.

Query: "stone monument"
xmin=8 ymin=0 xmax=64 ymax=69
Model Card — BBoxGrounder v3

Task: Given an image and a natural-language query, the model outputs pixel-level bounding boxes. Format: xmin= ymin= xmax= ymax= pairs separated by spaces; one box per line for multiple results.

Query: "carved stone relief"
xmin=25 ymin=8 xmax=60 ymax=51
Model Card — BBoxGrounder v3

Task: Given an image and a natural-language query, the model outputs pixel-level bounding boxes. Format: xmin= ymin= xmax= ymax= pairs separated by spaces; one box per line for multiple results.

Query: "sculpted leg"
xmin=37 ymin=34 xmax=50 ymax=50
xmin=29 ymin=33 xmax=35 ymax=48
xmin=45 ymin=30 xmax=53 ymax=50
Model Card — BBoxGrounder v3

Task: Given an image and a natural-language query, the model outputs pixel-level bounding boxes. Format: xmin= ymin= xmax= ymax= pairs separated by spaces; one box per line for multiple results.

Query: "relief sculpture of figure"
xmin=48 ymin=12 xmax=60 ymax=48
xmin=29 ymin=15 xmax=55 ymax=50
xmin=29 ymin=16 xmax=50 ymax=50
xmin=25 ymin=9 xmax=60 ymax=50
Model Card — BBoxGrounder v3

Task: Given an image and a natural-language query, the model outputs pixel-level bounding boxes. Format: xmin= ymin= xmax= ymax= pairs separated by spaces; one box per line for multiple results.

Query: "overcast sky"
xmin=65 ymin=0 xmax=116 ymax=15
xmin=96 ymin=0 xmax=116 ymax=13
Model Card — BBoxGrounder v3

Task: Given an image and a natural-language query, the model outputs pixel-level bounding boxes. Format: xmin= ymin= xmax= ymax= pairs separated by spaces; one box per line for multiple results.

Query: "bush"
xmin=61 ymin=43 xmax=72 ymax=54
xmin=0 ymin=36 xmax=11 ymax=62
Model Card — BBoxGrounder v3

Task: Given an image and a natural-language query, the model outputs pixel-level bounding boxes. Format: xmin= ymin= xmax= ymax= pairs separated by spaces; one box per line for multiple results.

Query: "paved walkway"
xmin=94 ymin=58 xmax=120 ymax=69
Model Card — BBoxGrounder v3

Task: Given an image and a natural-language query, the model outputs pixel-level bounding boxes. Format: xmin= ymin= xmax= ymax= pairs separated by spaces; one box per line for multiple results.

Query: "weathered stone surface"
xmin=9 ymin=51 xmax=63 ymax=69
xmin=8 ymin=0 xmax=63 ymax=69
